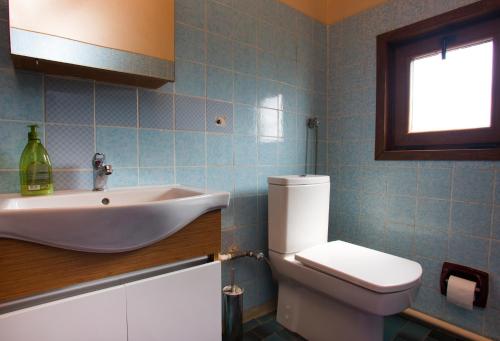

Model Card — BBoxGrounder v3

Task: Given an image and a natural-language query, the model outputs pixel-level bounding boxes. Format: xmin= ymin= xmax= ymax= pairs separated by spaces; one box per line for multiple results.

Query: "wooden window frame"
xmin=375 ymin=0 xmax=500 ymax=160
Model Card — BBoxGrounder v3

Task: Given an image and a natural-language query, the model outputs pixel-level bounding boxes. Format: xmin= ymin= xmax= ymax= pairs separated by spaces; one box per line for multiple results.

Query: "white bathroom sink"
xmin=0 ymin=186 xmax=229 ymax=253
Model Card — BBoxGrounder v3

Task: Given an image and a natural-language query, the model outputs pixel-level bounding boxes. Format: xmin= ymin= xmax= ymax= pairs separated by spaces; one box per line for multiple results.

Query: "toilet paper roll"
xmin=446 ymin=275 xmax=476 ymax=310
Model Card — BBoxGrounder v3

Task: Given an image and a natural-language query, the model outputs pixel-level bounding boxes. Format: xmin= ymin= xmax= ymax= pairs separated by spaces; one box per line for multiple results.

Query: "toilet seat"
xmin=295 ymin=240 xmax=422 ymax=294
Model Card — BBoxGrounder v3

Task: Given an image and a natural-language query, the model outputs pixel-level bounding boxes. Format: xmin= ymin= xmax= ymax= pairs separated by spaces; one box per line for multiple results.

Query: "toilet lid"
xmin=295 ymin=241 xmax=422 ymax=293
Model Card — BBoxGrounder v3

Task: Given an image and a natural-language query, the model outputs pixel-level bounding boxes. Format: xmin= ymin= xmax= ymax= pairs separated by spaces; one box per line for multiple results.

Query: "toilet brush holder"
xmin=223 ymin=268 xmax=244 ymax=341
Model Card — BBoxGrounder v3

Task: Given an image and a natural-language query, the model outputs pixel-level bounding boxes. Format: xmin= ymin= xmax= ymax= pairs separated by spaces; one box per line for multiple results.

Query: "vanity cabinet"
xmin=126 ymin=262 xmax=222 ymax=341
xmin=0 ymin=286 xmax=127 ymax=341
xmin=0 ymin=262 xmax=221 ymax=341
xmin=8 ymin=0 xmax=174 ymax=87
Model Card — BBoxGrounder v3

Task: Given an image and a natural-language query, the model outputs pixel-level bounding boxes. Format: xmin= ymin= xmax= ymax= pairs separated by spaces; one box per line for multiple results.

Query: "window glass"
xmin=409 ymin=40 xmax=493 ymax=133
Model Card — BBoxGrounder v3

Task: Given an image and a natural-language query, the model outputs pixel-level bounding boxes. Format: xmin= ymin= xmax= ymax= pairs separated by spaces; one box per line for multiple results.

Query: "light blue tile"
xmin=107 ymin=168 xmax=138 ymax=188
xmin=45 ymin=76 xmax=93 ymax=125
xmin=356 ymin=215 xmax=385 ymax=251
xmin=279 ymin=111 xmax=297 ymax=139
xmin=387 ymin=167 xmax=417 ymax=196
xmin=96 ymin=127 xmax=137 ymax=167
xmin=277 ymin=58 xmax=296 ymax=85
xmin=234 ymin=166 xmax=258 ymax=197
xmin=297 ymin=88 xmax=313 ymax=115
xmin=278 ymin=139 xmax=297 ymax=165
xmin=297 ymin=12 xmax=313 ymax=41
xmin=497 ymin=173 xmax=500 ymax=205
xmin=445 ymin=304 xmax=484 ymax=334
xmin=449 ymin=233 xmax=489 ymax=270
xmin=235 ymin=196 xmax=258 ymax=226
xmin=157 ymin=82 xmax=174 ymax=94
xmin=234 ymin=73 xmax=257 ymax=106
xmin=413 ymin=287 xmax=446 ymax=319
xmin=280 ymin=84 xmax=297 ymax=112
xmin=176 ymin=167 xmax=206 ymax=188
xmin=417 ymin=167 xmax=451 ymax=199
xmin=386 ymin=195 xmax=416 ymax=225
xmin=455 ymin=161 xmax=494 ymax=170
xmin=485 ymin=308 xmax=500 ymax=340
xmin=234 ymin=104 xmax=257 ymax=135
xmin=234 ymin=0 xmax=258 ymax=16
xmin=46 ymin=124 xmax=94 ymax=169
xmin=416 ymin=198 xmax=449 ymax=231
xmin=453 ymin=167 xmax=494 ymax=203
xmin=257 ymin=50 xmax=278 ymax=80
xmin=175 ymin=60 xmax=206 ymax=97
xmin=339 ymin=166 xmax=363 ymax=192
xmin=175 ymin=131 xmax=205 ymax=166
xmin=139 ymin=168 xmax=174 ymax=186
xmin=53 ymin=171 xmax=92 ymax=190
xmin=206 ymin=100 xmax=233 ymax=134
xmin=451 ymin=202 xmax=492 ymax=238
xmin=257 ymin=20 xmax=275 ymax=52
xmin=0 ymin=171 xmax=19 ymax=193
xmin=234 ymin=43 xmax=257 ymax=75
xmin=414 ymin=255 xmax=442 ymax=290
xmin=95 ymin=84 xmax=137 ymax=127
xmin=139 ymin=90 xmax=173 ymax=129
xmin=414 ymin=228 xmax=447 ymax=260
xmin=332 ymin=189 xmax=360 ymax=218
xmin=275 ymin=28 xmax=296 ymax=61
xmin=139 ymin=130 xmax=174 ymax=167
xmin=175 ymin=23 xmax=205 ymax=63
xmin=359 ymin=192 xmax=385 ymax=220
xmin=494 ymin=206 xmax=500 ymax=239
xmin=489 ymin=240 xmax=500 ymax=276
xmin=0 ymin=70 xmax=43 ymax=122
xmin=206 ymin=134 xmax=233 ymax=166
xmin=386 ymin=222 xmax=414 ymax=258
xmin=258 ymin=79 xmax=280 ymax=109
xmin=207 ymin=66 xmax=233 ymax=101
xmin=0 ymin=21 xmax=12 ymax=70
xmin=234 ymin=135 xmax=257 ymax=166
xmin=207 ymin=166 xmax=234 ymax=192
xmin=175 ymin=95 xmax=205 ymax=131
xmin=175 ymin=0 xmax=205 ymax=29
xmin=207 ymin=33 xmax=233 ymax=69
xmin=0 ymin=121 xmax=43 ymax=169
xmin=275 ymin=1 xmax=297 ymax=32
xmin=258 ymin=137 xmax=278 ymax=165
xmin=207 ymin=0 xmax=234 ymax=38
xmin=258 ymin=108 xmax=279 ymax=137
xmin=313 ymin=20 xmax=327 ymax=45
xmin=233 ymin=11 xmax=257 ymax=45
xmin=362 ymin=166 xmax=387 ymax=193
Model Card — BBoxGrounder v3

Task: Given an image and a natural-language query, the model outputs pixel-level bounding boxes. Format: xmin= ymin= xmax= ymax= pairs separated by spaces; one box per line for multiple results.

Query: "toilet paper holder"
xmin=440 ymin=262 xmax=489 ymax=308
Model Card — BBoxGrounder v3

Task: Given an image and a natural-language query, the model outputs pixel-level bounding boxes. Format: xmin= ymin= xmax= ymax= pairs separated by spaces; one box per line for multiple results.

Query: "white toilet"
xmin=268 ymin=175 xmax=422 ymax=341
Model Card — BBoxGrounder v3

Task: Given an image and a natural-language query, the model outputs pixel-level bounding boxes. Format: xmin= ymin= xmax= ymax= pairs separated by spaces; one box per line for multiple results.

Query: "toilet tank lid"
xmin=295 ymin=241 xmax=422 ymax=293
xmin=268 ymin=175 xmax=330 ymax=186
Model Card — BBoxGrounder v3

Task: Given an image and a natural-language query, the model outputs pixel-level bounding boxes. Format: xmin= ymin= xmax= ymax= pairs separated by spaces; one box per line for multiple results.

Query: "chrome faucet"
xmin=92 ymin=153 xmax=113 ymax=191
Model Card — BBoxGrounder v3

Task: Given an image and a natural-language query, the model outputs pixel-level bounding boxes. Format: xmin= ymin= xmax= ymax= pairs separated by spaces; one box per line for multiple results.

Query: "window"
xmin=375 ymin=0 xmax=500 ymax=160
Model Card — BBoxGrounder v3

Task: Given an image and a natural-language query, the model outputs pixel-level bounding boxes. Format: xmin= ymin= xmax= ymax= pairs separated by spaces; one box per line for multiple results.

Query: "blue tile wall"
xmin=327 ymin=0 xmax=499 ymax=338
xmin=0 ymin=0 xmax=325 ymax=316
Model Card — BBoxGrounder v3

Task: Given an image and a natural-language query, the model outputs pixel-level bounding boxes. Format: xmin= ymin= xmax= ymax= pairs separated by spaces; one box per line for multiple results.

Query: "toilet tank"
xmin=268 ymin=175 xmax=330 ymax=254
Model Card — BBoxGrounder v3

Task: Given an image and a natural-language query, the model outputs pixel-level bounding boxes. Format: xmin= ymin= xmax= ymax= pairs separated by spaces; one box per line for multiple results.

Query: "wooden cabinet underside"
xmin=0 ymin=211 xmax=221 ymax=305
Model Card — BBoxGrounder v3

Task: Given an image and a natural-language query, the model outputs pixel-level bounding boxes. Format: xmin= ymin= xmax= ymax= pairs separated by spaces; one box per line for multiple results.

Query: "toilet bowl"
xmin=267 ymin=175 xmax=422 ymax=341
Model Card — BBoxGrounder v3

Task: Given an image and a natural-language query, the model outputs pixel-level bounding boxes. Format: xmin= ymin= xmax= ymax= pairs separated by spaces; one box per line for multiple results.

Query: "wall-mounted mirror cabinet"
xmin=8 ymin=0 xmax=174 ymax=88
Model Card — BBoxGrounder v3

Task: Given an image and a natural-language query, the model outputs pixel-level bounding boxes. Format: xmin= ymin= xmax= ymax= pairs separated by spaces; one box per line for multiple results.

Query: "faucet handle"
xmin=104 ymin=164 xmax=113 ymax=175
xmin=92 ymin=153 xmax=105 ymax=168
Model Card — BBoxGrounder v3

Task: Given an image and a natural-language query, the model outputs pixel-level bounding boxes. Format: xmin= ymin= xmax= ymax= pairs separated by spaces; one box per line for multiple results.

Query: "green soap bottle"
xmin=19 ymin=125 xmax=54 ymax=196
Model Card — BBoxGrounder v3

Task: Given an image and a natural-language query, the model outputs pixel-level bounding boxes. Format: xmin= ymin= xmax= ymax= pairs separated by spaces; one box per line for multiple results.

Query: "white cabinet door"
xmin=0 ymin=286 xmax=127 ymax=341
xmin=126 ymin=261 xmax=221 ymax=341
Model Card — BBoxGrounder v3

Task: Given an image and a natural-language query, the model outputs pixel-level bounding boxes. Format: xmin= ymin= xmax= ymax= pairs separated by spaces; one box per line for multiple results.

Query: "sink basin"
xmin=0 ymin=186 xmax=229 ymax=253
